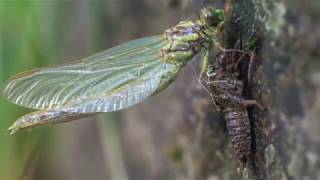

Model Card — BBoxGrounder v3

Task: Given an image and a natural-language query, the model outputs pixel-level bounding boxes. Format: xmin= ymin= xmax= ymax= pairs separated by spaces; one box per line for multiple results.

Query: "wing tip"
xmin=2 ymin=68 xmax=40 ymax=96
xmin=2 ymin=82 xmax=12 ymax=98
xmin=2 ymin=82 xmax=19 ymax=107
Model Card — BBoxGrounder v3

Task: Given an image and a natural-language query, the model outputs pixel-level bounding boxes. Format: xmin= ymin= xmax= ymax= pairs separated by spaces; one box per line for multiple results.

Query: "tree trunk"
xmin=121 ymin=0 xmax=320 ymax=179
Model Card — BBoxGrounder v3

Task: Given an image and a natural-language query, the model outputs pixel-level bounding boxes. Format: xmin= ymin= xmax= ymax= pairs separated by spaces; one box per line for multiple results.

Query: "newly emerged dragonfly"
xmin=4 ymin=7 xmax=225 ymax=134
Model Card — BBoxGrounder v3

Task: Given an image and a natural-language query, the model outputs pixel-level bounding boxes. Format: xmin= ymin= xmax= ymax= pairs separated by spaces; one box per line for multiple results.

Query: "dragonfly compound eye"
xmin=200 ymin=7 xmax=224 ymax=28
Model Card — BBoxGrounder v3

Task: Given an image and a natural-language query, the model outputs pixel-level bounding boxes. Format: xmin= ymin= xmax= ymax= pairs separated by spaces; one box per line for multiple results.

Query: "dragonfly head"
xmin=199 ymin=7 xmax=224 ymax=32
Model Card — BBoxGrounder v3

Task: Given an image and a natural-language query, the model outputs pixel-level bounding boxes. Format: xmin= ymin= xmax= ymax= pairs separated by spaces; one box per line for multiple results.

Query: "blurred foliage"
xmin=0 ymin=1 xmax=60 ymax=179
xmin=0 ymin=1 xmax=110 ymax=179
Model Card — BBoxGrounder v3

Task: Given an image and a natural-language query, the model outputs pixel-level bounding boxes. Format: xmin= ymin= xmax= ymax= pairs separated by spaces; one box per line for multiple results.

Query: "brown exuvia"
xmin=204 ymin=51 xmax=259 ymax=164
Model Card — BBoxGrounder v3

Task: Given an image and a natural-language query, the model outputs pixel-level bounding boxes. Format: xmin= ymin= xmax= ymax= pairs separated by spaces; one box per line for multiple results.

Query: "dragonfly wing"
xmin=4 ymin=36 xmax=182 ymax=112
xmin=63 ymin=62 xmax=179 ymax=113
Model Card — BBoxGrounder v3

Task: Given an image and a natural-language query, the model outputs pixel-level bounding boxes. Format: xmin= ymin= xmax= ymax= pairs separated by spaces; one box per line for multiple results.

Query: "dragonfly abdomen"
xmin=224 ymin=107 xmax=251 ymax=163
xmin=8 ymin=110 xmax=98 ymax=134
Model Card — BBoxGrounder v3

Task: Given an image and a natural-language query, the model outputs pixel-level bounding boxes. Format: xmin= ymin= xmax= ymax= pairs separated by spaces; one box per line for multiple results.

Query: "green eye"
xmin=214 ymin=9 xmax=224 ymax=24
xmin=200 ymin=7 xmax=224 ymax=28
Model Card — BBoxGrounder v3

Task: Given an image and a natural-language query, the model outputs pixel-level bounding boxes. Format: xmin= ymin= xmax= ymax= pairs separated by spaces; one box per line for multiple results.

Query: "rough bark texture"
xmin=121 ymin=0 xmax=320 ymax=179
xmin=175 ymin=0 xmax=320 ymax=179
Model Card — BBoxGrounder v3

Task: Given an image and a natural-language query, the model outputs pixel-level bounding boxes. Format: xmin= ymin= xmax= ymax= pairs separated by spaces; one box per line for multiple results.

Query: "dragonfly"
xmin=4 ymin=7 xmax=227 ymax=135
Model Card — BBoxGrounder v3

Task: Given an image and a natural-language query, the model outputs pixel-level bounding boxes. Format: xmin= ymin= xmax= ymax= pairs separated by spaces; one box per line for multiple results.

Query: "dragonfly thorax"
xmin=160 ymin=7 xmax=224 ymax=66
xmin=160 ymin=21 xmax=208 ymax=65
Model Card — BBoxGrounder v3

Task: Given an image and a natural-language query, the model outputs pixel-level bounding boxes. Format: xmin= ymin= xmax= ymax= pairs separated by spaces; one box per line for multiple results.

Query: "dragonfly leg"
xmin=199 ymin=48 xmax=211 ymax=80
xmin=233 ymin=50 xmax=256 ymax=83
xmin=219 ymin=93 xmax=264 ymax=109
xmin=198 ymin=63 xmax=223 ymax=111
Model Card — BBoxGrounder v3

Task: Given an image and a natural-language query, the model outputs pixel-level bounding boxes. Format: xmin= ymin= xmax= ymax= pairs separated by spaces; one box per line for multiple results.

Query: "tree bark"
xmin=174 ymin=0 xmax=320 ymax=179
xmin=122 ymin=0 xmax=320 ymax=179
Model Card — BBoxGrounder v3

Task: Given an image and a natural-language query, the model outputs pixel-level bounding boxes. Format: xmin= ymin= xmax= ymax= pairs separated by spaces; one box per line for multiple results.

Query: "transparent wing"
xmin=3 ymin=36 xmax=181 ymax=113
